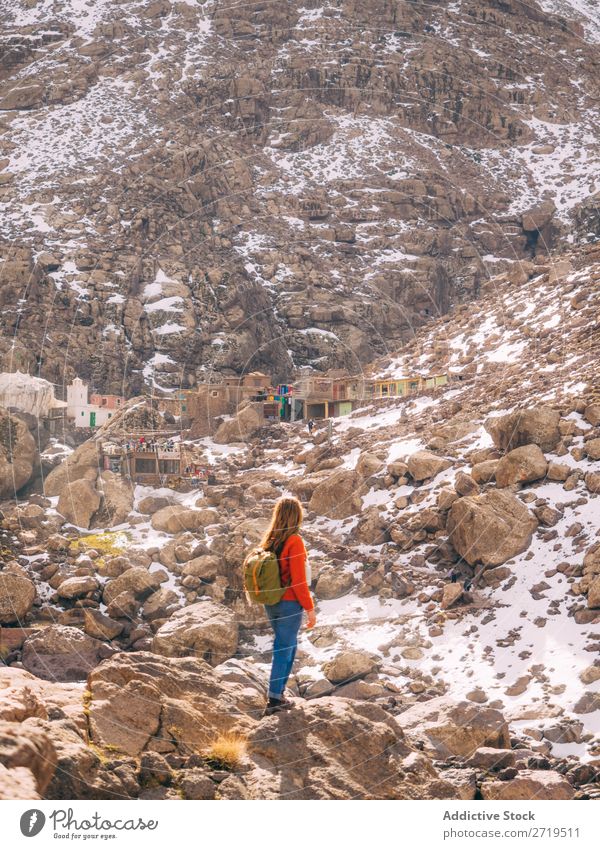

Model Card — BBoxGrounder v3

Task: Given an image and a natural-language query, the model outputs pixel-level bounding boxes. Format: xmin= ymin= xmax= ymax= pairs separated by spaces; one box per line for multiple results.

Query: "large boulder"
xmin=355 ymin=451 xmax=384 ymax=480
xmin=0 ymin=667 xmax=141 ymax=800
xmin=56 ymin=478 xmax=101 ymax=529
xmin=583 ymin=404 xmax=600 ymax=427
xmin=397 ymin=697 xmax=510 ymax=757
xmin=137 ymin=494 xmax=177 ymax=514
xmin=587 ymin=576 xmax=600 ymax=609
xmin=141 ymin=588 xmax=180 ymax=621
xmin=314 ymin=568 xmax=355 ymax=600
xmin=485 ymin=406 xmax=560 ymax=452
xmin=0 ymin=572 xmax=36 ymax=624
xmin=87 ymin=652 xmax=261 ymax=757
xmin=102 ymin=567 xmax=161 ymax=606
xmin=56 ymin=575 xmax=99 ymax=600
xmin=406 ymin=450 xmax=452 ymax=482
xmin=181 ymin=554 xmax=221 ymax=580
xmin=585 ymin=471 xmax=600 ymax=494
xmin=353 ymin=506 xmax=390 ymax=545
xmin=308 ymin=469 xmax=362 ymax=519
xmin=521 ymin=199 xmax=555 ymax=232
xmin=481 ymin=770 xmax=574 ymax=800
xmin=495 ymin=444 xmax=547 ymax=488
xmin=447 ymin=490 xmax=538 ymax=567
xmin=44 ymin=439 xmax=100 ymax=497
xmin=96 ymin=471 xmax=134 ymax=525
xmin=0 ymin=762 xmax=39 ymax=799
xmin=22 ymin=626 xmax=105 ymax=682
xmin=151 ymin=505 xmax=216 ymax=534
xmin=471 ymin=459 xmax=498 ymax=484
xmin=152 ymin=600 xmax=238 ymax=666
xmin=213 ymin=402 xmax=263 ymax=444
xmin=584 ymin=437 xmax=600 ymax=461
xmin=0 ymin=407 xmax=38 ymax=498
xmin=83 ymin=609 xmax=124 ymax=641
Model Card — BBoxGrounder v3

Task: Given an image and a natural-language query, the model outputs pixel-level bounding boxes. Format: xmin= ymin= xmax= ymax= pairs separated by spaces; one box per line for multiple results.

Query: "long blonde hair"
xmin=260 ymin=496 xmax=303 ymax=554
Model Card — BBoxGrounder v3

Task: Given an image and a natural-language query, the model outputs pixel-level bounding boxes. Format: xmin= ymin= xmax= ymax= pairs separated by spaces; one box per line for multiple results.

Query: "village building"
xmin=367 ymin=373 xmax=449 ymax=399
xmin=0 ymin=371 xmax=67 ymax=430
xmin=66 ymin=378 xmax=126 ymax=428
xmin=294 ymin=370 xmax=367 ymax=419
xmin=100 ymin=434 xmax=183 ymax=485
xmin=186 ymin=371 xmax=274 ymax=437
xmin=158 ymin=369 xmax=450 ymax=433
xmin=295 ymin=370 xmax=449 ymax=418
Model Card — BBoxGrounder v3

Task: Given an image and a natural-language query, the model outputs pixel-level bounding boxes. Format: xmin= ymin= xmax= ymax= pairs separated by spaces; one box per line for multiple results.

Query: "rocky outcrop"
xmin=249 ymin=698 xmax=464 ymax=800
xmin=0 ymin=407 xmax=38 ymax=497
xmin=87 ymin=652 xmax=260 ymax=758
xmin=447 ymin=490 xmax=538 ymax=567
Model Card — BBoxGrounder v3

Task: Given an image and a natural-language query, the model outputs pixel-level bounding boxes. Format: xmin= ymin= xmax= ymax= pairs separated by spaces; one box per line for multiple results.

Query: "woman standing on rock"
xmin=261 ymin=496 xmax=316 ymax=716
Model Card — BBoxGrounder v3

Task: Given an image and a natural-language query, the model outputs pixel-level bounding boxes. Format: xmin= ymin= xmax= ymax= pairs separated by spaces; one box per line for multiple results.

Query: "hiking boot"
xmin=263 ymin=697 xmax=294 ymax=717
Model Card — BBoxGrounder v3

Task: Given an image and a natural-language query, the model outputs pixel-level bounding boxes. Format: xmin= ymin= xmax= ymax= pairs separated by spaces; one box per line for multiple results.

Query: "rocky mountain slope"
xmin=1 ymin=0 xmax=599 ymax=393
xmin=1 ymin=242 xmax=599 ymax=799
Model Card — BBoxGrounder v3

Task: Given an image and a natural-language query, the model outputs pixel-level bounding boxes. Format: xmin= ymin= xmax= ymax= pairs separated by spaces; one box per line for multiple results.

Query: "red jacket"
xmin=278 ymin=534 xmax=314 ymax=611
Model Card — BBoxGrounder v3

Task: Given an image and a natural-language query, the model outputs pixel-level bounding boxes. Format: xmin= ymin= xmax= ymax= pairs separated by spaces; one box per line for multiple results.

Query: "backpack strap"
xmin=274 ymin=540 xmax=292 ymax=589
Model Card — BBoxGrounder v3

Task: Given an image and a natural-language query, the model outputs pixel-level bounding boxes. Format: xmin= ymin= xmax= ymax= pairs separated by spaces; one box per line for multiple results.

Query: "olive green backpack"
xmin=243 ymin=547 xmax=289 ymax=605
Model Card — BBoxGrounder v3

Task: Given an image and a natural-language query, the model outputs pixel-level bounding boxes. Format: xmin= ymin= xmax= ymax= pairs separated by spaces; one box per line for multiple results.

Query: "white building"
xmin=0 ymin=371 xmax=67 ymax=419
xmin=66 ymin=378 xmax=125 ymax=428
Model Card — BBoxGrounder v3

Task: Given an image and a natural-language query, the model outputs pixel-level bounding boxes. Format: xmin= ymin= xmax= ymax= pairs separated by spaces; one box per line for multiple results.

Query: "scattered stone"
xmin=481 ymin=769 xmax=574 ymax=800
xmin=322 ymin=651 xmax=379 ymax=684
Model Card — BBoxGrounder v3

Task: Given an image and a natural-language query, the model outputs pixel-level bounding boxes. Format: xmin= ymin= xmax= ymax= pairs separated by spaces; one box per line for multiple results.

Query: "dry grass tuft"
xmin=205 ymin=733 xmax=248 ymax=770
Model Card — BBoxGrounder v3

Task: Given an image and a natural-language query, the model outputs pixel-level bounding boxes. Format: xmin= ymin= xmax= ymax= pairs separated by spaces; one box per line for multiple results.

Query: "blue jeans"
xmin=265 ymin=599 xmax=303 ymax=699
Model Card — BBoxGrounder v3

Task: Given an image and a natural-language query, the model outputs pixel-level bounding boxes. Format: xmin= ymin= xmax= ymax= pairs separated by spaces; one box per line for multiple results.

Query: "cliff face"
xmin=0 ymin=0 xmax=599 ymax=393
